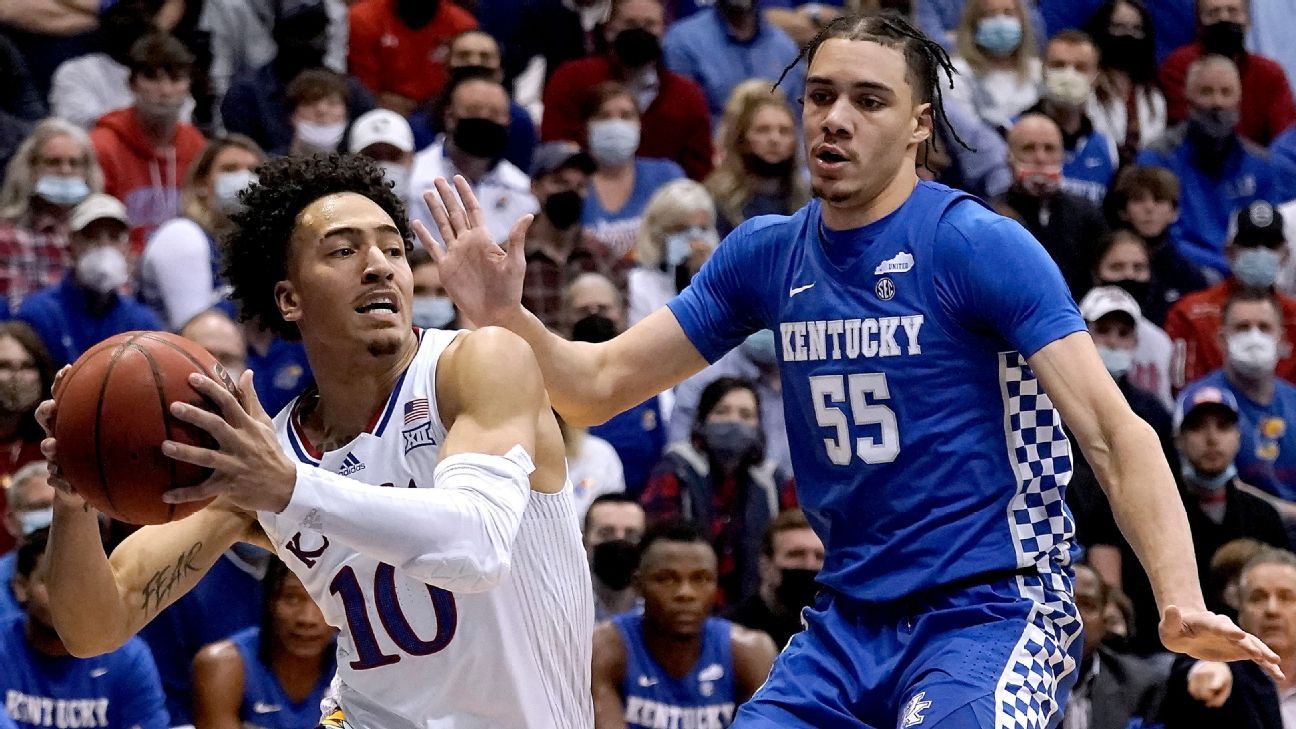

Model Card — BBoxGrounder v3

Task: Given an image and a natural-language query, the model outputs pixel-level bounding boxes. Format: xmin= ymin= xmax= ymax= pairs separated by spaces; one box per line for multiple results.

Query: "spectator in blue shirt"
xmin=0 ymin=461 xmax=53 ymax=623
xmin=1137 ymin=54 xmax=1290 ymax=278
xmin=661 ymin=0 xmax=803 ymax=124
xmin=16 ymin=194 xmax=162 ymax=368
xmin=1 ymin=527 xmax=168 ymax=729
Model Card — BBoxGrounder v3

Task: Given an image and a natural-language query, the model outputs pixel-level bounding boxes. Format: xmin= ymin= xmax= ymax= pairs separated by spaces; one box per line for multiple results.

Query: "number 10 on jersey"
xmin=810 ymin=373 xmax=900 ymax=466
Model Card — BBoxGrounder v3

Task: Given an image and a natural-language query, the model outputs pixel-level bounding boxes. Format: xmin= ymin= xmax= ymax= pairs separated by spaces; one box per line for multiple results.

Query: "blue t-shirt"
xmin=228 ymin=627 xmax=335 ymax=729
xmin=589 ymin=396 xmax=666 ymax=497
xmin=0 ymin=615 xmax=168 ymax=729
xmin=16 ymin=275 xmax=164 ymax=369
xmin=248 ymin=339 xmax=314 ymax=419
xmin=583 ymin=158 xmax=685 ymax=259
xmin=1060 ymin=130 xmax=1118 ymax=204
xmin=613 ymin=613 xmax=736 ymax=729
xmin=0 ymin=553 xmax=18 ymax=623
xmin=667 ymin=182 xmax=1087 ymax=603
xmin=1196 ymin=370 xmax=1296 ymax=501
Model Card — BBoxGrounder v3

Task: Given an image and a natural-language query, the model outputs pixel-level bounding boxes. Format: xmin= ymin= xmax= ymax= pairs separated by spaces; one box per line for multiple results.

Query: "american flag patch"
xmin=404 ymin=398 xmax=429 ymax=425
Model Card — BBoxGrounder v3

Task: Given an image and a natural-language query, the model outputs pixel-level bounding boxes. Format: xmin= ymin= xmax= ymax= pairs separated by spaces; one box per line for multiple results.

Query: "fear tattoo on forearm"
xmin=140 ymin=542 xmax=204 ymax=615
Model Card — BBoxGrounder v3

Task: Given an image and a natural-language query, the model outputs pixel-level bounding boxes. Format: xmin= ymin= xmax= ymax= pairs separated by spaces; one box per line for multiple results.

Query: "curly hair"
xmin=222 ymin=153 xmax=413 ymax=340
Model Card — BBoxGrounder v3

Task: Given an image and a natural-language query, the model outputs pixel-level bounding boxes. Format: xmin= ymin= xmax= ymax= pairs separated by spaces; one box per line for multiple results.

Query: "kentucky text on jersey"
xmin=4 ymin=692 xmax=108 ymax=729
xmin=623 ymin=696 xmax=735 ymax=729
xmin=779 ymin=315 xmax=924 ymax=361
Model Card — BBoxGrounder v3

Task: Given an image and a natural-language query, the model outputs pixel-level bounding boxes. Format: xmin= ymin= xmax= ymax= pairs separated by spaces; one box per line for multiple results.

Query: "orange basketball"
xmin=53 ymin=331 xmax=240 ymax=524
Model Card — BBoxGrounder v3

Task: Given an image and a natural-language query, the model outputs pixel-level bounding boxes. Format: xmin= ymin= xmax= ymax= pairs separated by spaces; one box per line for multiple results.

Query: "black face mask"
xmin=395 ymin=0 xmax=442 ymax=27
xmin=592 ymin=539 xmax=639 ymax=590
xmin=1201 ymin=20 xmax=1246 ymax=57
xmin=543 ymin=189 xmax=584 ymax=230
xmin=449 ymin=64 xmax=499 ymax=85
xmin=774 ymin=568 xmax=819 ymax=613
xmin=743 ymin=153 xmax=794 ymax=179
xmin=612 ymin=28 xmax=661 ymax=69
xmin=451 ymin=117 xmax=509 ymax=162
xmin=572 ymin=313 xmax=618 ymax=343
xmin=1100 ymin=277 xmax=1152 ymax=308
xmin=1096 ymin=33 xmax=1152 ymax=75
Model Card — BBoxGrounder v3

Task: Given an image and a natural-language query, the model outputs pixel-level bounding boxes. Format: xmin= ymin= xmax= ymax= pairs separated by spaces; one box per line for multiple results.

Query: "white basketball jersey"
xmin=261 ymin=329 xmax=594 ymax=729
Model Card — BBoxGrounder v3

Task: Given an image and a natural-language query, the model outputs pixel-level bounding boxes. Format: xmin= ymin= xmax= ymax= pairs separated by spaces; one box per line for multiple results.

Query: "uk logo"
xmin=901 ymin=691 xmax=931 ymax=727
xmin=403 ymin=398 xmax=437 ymax=454
xmin=338 ymin=452 xmax=365 ymax=476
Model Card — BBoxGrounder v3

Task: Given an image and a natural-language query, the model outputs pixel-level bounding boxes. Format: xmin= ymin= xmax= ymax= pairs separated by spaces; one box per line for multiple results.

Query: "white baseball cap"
xmin=348 ymin=109 xmax=415 ymax=155
xmin=67 ymin=194 xmax=128 ymax=233
xmin=1078 ymin=285 xmax=1141 ymax=323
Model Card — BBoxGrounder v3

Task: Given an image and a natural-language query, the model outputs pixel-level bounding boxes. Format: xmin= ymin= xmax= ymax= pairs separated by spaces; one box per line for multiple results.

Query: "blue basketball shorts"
xmin=733 ymin=572 xmax=1083 ymax=729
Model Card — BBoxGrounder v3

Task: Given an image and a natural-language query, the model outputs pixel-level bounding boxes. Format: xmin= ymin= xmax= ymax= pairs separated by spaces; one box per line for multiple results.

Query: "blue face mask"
xmin=18 ymin=507 xmax=52 ymax=536
xmin=1232 ymin=247 xmax=1282 ymax=289
xmin=412 ymin=295 xmax=456 ymax=330
xmin=975 ymin=15 xmax=1023 ymax=57
xmin=662 ymin=226 xmax=716 ymax=269
xmin=34 ymin=175 xmax=90 ymax=207
xmin=1182 ymin=462 xmax=1237 ymax=492
xmin=740 ymin=329 xmax=778 ymax=367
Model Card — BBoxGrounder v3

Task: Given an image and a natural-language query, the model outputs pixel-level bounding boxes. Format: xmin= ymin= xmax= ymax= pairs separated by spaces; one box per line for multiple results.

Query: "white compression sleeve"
xmin=274 ymin=445 xmax=534 ymax=592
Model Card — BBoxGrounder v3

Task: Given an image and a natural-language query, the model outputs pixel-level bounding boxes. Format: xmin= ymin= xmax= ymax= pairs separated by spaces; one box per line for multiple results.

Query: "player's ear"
xmin=275 ymin=280 xmax=302 ymax=324
xmin=911 ymin=102 xmax=933 ymax=146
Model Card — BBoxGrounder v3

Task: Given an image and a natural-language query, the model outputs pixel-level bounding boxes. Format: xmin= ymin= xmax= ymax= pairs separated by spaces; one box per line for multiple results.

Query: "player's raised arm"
xmin=417 ymin=176 xmax=710 ymax=426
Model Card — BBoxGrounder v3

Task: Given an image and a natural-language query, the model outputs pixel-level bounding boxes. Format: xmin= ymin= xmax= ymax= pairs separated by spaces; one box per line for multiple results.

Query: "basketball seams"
xmin=124 ymin=342 xmax=178 ymax=524
xmin=91 ymin=333 xmax=151 ymax=518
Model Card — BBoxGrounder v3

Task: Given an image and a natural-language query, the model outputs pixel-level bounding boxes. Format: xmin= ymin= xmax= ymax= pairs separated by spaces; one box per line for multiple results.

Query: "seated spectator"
xmin=290 ymin=69 xmax=357 ymax=157
xmin=1159 ymin=0 xmax=1296 ymax=145
xmin=1081 ymin=285 xmax=1175 ymax=424
xmin=661 ymin=0 xmax=802 ymax=124
xmin=628 ymin=179 xmax=717 ymax=326
xmin=407 ymin=248 xmax=473 ymax=331
xmin=1103 ymin=165 xmax=1208 ymax=325
xmin=348 ymin=109 xmax=417 ymax=227
xmin=0 ymin=462 xmax=54 ymax=618
xmin=591 ymin=522 xmax=776 ymax=726
xmin=1186 ymin=289 xmax=1296 ymax=501
xmin=705 ymin=81 xmax=809 ymax=237
xmin=917 ymin=0 xmax=1048 ymax=53
xmin=564 ymin=273 xmax=666 ymax=493
xmin=948 ymin=0 xmax=1042 ymax=134
xmin=0 ymin=322 xmax=54 ymax=526
xmin=1061 ymin=562 xmax=1167 ymax=729
xmin=1083 ymin=0 xmax=1167 ymax=165
xmin=1089 ymin=238 xmax=1175 ymax=407
xmin=0 ymin=118 xmax=103 ymax=309
xmin=139 ymin=134 xmax=264 ymax=329
xmin=1137 ymin=55 xmax=1290 ymax=279
xmin=347 ymin=0 xmax=477 ymax=117
xmin=409 ymin=31 xmax=538 ymax=174
xmin=1024 ymin=30 xmax=1118 ymax=203
xmin=1209 ymin=537 xmax=1269 ymax=620
xmin=520 ymin=141 xmax=616 ymax=331
xmin=16 ymin=194 xmax=162 ymax=367
xmin=642 ymin=377 xmax=796 ymax=605
xmin=542 ymin=0 xmax=713 ymax=180
xmin=90 ymin=32 xmax=207 ymax=252
xmin=192 ymin=559 xmax=337 ymax=729
xmin=241 ymin=323 xmax=312 ymax=418
xmin=1163 ymin=549 xmax=1296 ymax=727
xmin=580 ymin=82 xmax=686 ymax=260
xmin=994 ymin=113 xmax=1107 ymax=299
xmin=560 ymin=415 xmax=626 ymax=520
xmin=181 ymin=309 xmax=247 ymax=377
xmin=407 ymin=71 xmax=538 ymax=246
xmin=725 ymin=508 xmax=823 ymax=650
xmin=0 ymin=528 xmax=168 ymax=729
xmin=1164 ymin=202 xmax=1296 ymax=389
xmin=221 ymin=0 xmax=374 ymax=157
xmin=584 ymin=493 xmax=645 ymax=621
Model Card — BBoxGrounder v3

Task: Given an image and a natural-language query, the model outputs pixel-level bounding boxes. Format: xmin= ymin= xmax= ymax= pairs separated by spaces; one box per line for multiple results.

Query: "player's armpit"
xmin=730 ymin=626 xmax=778 ymax=702
xmin=591 ymin=622 xmax=630 ymax=729
xmin=191 ymin=641 xmax=247 ymax=729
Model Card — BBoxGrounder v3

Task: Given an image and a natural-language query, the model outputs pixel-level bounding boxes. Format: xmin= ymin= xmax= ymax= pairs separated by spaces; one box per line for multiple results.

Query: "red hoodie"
xmin=90 ymin=107 xmax=207 ymax=253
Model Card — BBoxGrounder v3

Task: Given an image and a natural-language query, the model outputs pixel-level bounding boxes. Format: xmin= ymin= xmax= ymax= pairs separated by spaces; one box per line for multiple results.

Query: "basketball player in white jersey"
xmin=36 ymin=154 xmax=594 ymax=729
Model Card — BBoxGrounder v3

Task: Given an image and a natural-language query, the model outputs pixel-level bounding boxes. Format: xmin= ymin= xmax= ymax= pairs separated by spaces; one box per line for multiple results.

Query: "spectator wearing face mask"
xmin=347 ymin=109 xmax=416 ymax=220
xmin=0 ymin=119 xmax=104 ymax=310
xmin=0 ymin=324 xmax=52 ymax=527
xmin=725 ymin=508 xmax=824 ymax=649
xmin=1084 ymin=280 xmax=1175 ymax=414
xmin=628 ymin=179 xmax=718 ymax=326
xmin=138 ymin=135 xmax=264 ymax=330
xmin=542 ymin=0 xmax=713 ymax=180
xmin=1103 ymin=165 xmax=1208 ymax=325
xmin=408 ymin=71 xmax=539 ymax=246
xmin=520 ymin=141 xmax=616 ymax=331
xmin=1090 ymin=231 xmax=1180 ymax=399
xmin=1160 ymin=0 xmax=1296 ymax=146
xmin=347 ymin=0 xmax=478 ymax=118
xmin=706 ymin=81 xmax=809 ymax=237
xmin=994 ymin=113 xmax=1108 ymax=300
xmin=642 ymin=377 xmax=797 ymax=606
xmin=407 ymin=248 xmax=472 ymax=332
xmin=948 ymin=0 xmax=1043 ymax=134
xmin=15 ymin=194 xmax=161 ymax=368
xmin=1023 ymin=30 xmax=1118 ymax=204
xmin=1083 ymin=0 xmax=1167 ymax=166
xmin=1165 ymin=202 xmax=1296 ymax=390
xmin=89 ymin=32 xmax=207 ymax=253
xmin=285 ymin=69 xmax=351 ymax=158
xmin=0 ymin=462 xmax=54 ymax=617
xmin=584 ymin=493 xmax=645 ymax=620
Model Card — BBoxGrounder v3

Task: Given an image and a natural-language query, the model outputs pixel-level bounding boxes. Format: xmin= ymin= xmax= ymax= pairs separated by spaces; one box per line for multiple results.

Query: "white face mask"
xmin=1096 ymin=345 xmax=1133 ymax=378
xmin=1227 ymin=328 xmax=1280 ymax=378
xmin=1043 ymin=66 xmax=1093 ymax=107
xmin=75 ymin=244 xmax=129 ymax=294
xmin=213 ymin=169 xmax=257 ymax=214
xmin=379 ymin=162 xmax=411 ymax=195
xmin=587 ymin=119 xmax=641 ymax=167
xmin=295 ymin=120 xmax=347 ymax=151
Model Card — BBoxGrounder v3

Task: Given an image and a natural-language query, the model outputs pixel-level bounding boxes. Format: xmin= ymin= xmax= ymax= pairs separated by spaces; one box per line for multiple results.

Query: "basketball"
xmin=53 ymin=331 xmax=241 ymax=525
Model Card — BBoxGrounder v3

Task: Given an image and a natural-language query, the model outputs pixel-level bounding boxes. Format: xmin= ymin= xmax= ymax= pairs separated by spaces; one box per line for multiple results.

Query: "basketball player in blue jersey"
xmin=422 ymin=13 xmax=1282 ymax=729
xmin=191 ymin=559 xmax=337 ymax=729
xmin=592 ymin=522 xmax=776 ymax=729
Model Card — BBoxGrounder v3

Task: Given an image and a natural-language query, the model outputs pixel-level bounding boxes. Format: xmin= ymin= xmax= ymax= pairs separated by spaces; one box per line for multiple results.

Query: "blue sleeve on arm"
xmin=936 ymin=210 xmax=1086 ymax=358
xmin=666 ymin=224 xmax=767 ymax=363
xmin=112 ymin=638 xmax=171 ymax=729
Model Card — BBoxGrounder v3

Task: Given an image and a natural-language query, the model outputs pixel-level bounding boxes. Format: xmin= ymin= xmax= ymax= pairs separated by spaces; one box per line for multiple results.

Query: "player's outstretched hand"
xmin=1160 ymin=605 xmax=1284 ymax=680
xmin=35 ymin=365 xmax=83 ymax=507
xmin=160 ymin=369 xmax=297 ymax=513
xmin=416 ymin=175 xmax=532 ymax=328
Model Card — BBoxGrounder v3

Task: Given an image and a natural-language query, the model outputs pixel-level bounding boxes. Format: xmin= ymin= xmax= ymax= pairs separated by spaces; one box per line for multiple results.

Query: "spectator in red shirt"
xmin=1159 ymin=0 xmax=1296 ymax=145
xmin=347 ymin=0 xmax=478 ymax=117
xmin=541 ymin=0 xmax=713 ymax=180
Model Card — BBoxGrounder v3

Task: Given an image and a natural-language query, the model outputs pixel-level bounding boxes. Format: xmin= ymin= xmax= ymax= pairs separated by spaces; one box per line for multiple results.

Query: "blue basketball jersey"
xmin=229 ymin=627 xmax=336 ymax=729
xmin=614 ymin=613 xmax=737 ymax=729
xmin=668 ymin=182 xmax=1087 ymax=604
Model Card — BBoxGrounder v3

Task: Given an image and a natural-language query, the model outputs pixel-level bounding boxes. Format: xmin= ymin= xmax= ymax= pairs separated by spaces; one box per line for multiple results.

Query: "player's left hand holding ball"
xmin=1161 ymin=604 xmax=1285 ymax=680
xmin=159 ymin=370 xmax=298 ymax=513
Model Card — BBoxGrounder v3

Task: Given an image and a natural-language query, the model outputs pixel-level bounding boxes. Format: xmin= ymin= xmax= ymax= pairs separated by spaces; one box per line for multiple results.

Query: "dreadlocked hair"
xmin=775 ymin=12 xmax=973 ymax=159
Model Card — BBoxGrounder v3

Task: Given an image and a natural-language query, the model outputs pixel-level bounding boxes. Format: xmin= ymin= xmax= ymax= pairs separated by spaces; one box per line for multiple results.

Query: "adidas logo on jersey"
xmin=338 ymin=452 xmax=365 ymax=476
